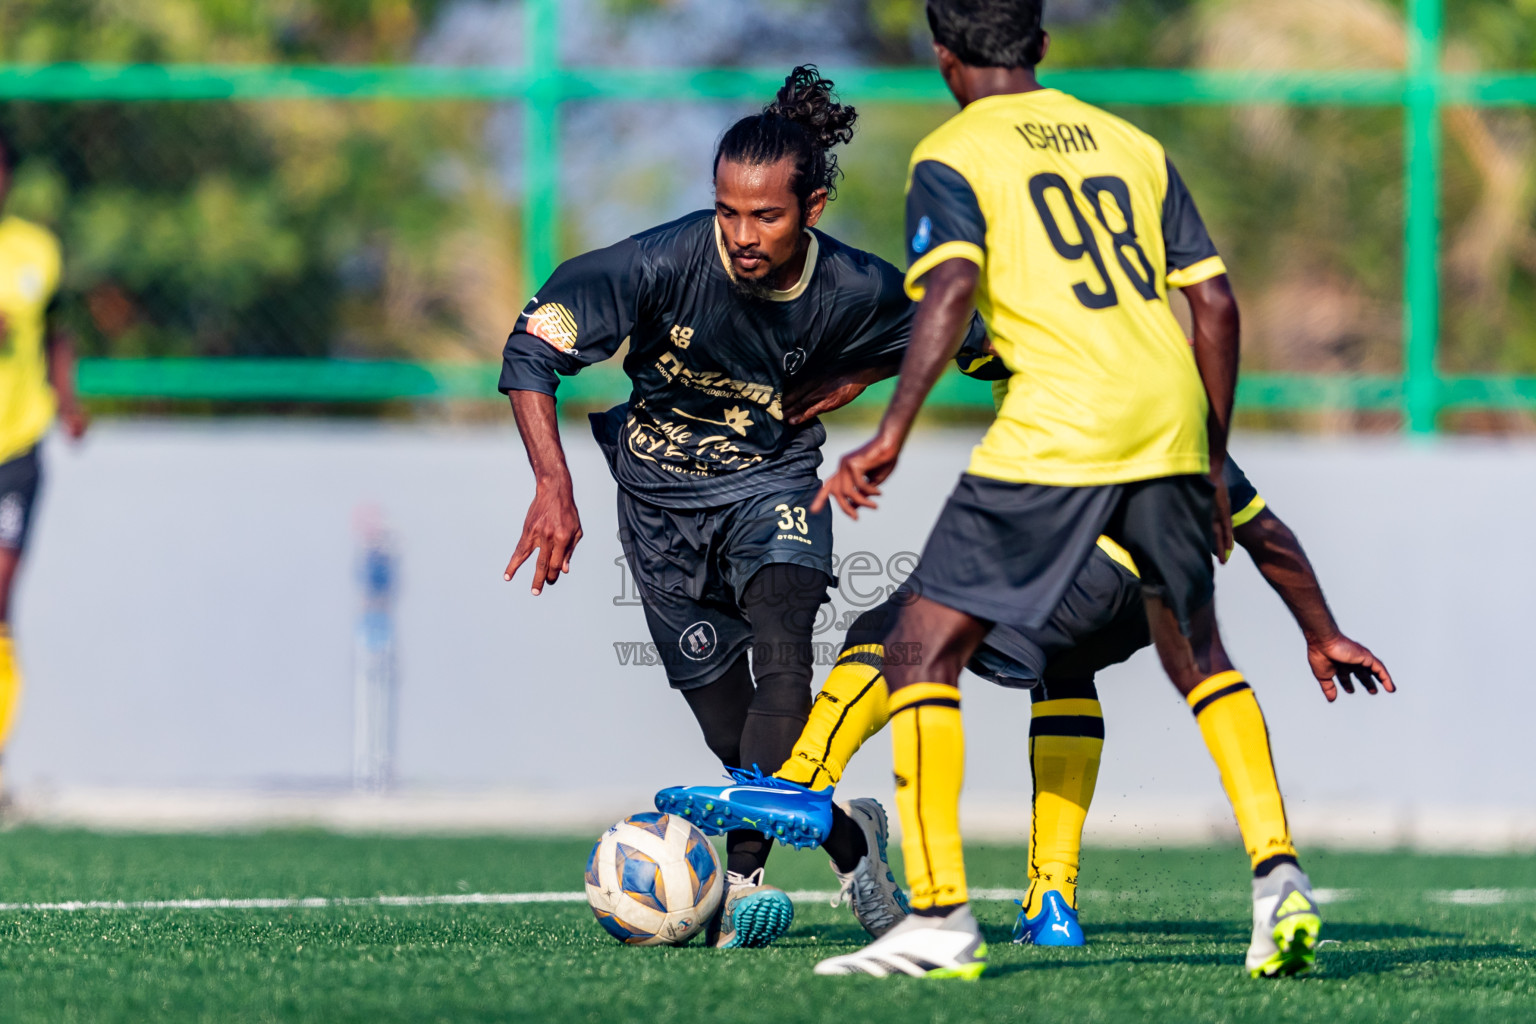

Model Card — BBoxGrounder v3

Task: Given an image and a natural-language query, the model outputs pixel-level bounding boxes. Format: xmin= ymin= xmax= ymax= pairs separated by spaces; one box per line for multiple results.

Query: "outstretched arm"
xmin=503 ymin=390 xmax=583 ymax=595
xmin=45 ymin=318 xmax=88 ymax=440
xmin=813 ymin=258 xmax=979 ymax=518
xmin=1183 ymin=275 xmax=1240 ymax=561
xmin=784 ymin=358 xmax=902 ymax=425
xmin=498 ymin=239 xmax=646 ymax=594
xmin=1234 ymin=508 xmax=1395 ymax=702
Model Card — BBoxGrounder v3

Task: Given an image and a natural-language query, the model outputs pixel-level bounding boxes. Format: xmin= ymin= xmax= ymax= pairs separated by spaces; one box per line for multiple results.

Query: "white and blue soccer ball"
xmin=585 ymin=812 xmax=724 ymax=945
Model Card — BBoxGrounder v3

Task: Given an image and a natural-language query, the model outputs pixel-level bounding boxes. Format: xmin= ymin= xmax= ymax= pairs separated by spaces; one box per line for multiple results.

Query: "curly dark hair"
xmin=714 ymin=65 xmax=858 ymax=209
xmin=926 ymin=0 xmax=1046 ymax=69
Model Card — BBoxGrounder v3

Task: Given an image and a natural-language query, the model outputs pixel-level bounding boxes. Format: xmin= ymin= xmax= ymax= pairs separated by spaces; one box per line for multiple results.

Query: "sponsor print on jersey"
xmin=623 ymin=412 xmax=767 ymax=478
xmin=525 ymin=302 xmax=579 ymax=354
xmin=653 ymin=352 xmax=783 ymax=421
xmin=679 ymin=621 xmax=718 ymax=662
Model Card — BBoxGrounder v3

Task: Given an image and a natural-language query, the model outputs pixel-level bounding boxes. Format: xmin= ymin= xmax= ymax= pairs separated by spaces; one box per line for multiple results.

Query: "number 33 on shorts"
xmin=775 ymin=504 xmax=809 ymax=534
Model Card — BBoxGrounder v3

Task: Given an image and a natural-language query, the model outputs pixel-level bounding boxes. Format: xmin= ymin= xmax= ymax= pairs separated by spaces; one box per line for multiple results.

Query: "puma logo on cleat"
xmin=1277 ymin=891 xmax=1314 ymax=916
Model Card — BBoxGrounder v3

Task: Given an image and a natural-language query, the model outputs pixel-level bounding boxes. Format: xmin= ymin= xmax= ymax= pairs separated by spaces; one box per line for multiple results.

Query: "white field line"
xmin=0 ymin=886 xmax=1518 ymax=914
xmin=1426 ymin=888 xmax=1536 ymax=905
xmin=0 ymin=892 xmax=589 ymax=913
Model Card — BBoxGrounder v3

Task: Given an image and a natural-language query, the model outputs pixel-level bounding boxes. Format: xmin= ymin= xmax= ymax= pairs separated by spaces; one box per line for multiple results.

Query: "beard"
xmin=728 ymin=268 xmax=777 ymax=302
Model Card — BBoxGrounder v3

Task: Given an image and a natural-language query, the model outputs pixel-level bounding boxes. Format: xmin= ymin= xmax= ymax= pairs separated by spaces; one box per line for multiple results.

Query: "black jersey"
xmin=500 ymin=210 xmax=976 ymax=508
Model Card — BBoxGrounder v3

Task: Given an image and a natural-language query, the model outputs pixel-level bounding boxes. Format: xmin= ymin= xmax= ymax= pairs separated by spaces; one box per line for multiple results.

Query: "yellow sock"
xmin=776 ymin=644 xmax=889 ymax=788
xmin=1186 ymin=671 xmax=1297 ymax=871
xmin=1025 ymin=696 xmax=1104 ymax=916
xmin=890 ymin=682 xmax=967 ymax=910
xmin=0 ymin=628 xmax=21 ymax=796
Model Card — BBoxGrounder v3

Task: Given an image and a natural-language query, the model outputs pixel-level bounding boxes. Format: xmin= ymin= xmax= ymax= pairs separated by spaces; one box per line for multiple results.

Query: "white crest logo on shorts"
xmin=0 ymin=494 xmax=23 ymax=546
xmin=679 ymin=621 xmax=718 ymax=662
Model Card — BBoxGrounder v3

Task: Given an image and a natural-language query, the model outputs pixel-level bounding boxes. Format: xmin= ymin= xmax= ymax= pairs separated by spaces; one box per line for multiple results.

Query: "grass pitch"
xmin=0 ymin=828 xmax=1531 ymax=1023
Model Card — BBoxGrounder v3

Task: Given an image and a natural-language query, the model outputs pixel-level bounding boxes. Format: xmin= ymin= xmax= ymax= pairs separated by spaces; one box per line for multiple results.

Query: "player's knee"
xmin=749 ymin=676 xmax=813 ymax=721
xmin=841 ymin=602 xmax=894 ymax=652
xmin=749 ymin=644 xmax=815 ymax=719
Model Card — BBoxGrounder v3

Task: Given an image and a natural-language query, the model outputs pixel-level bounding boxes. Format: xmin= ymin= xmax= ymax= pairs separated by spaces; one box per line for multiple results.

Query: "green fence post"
xmin=1404 ymin=0 xmax=1444 ymax=433
xmin=522 ymin=0 xmax=561 ymax=296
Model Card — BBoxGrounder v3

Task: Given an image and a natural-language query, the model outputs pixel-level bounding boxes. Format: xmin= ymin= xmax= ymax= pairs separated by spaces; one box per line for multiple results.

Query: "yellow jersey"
xmin=904 ymin=89 xmax=1227 ymax=486
xmin=0 ymin=216 xmax=63 ymax=463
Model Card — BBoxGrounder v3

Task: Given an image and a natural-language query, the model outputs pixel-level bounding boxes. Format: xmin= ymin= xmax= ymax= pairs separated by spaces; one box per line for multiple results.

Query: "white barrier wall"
xmin=9 ymin=422 xmax=1535 ymax=847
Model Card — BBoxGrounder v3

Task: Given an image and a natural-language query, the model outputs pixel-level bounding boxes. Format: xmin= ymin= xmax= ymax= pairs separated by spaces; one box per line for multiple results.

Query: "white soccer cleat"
xmin=707 ymin=868 xmax=794 ymax=949
xmin=813 ymin=904 xmax=987 ymax=979
xmin=829 ymin=797 xmax=910 ymax=938
xmin=1246 ymin=863 xmax=1321 ymax=978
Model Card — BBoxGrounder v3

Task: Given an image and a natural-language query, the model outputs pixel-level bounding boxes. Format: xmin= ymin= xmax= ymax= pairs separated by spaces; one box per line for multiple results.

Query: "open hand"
xmin=503 ymin=483 xmax=583 ymax=595
xmin=1211 ymin=472 xmax=1233 ymax=565
xmin=1307 ymin=633 xmax=1396 ymax=703
xmin=58 ymin=399 xmax=89 ymax=440
xmin=812 ymin=429 xmax=903 ymax=519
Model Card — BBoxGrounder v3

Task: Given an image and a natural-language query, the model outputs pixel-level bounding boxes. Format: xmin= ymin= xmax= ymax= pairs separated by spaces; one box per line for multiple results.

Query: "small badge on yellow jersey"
xmin=912 ymin=216 xmax=932 ymax=255
xmin=17 ymin=266 xmax=43 ymax=303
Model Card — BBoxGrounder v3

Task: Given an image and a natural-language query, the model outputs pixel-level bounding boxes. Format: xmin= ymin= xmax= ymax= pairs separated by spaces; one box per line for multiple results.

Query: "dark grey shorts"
xmin=967 ymin=547 xmax=1149 ymax=688
xmin=0 ymin=446 xmax=42 ymax=553
xmin=617 ymin=481 xmax=834 ymax=690
xmin=909 ymin=472 xmax=1216 ymax=636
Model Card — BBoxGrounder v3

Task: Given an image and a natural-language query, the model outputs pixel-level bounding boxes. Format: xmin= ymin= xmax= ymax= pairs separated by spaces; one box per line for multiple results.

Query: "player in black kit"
xmin=499 ymin=67 xmax=966 ymax=948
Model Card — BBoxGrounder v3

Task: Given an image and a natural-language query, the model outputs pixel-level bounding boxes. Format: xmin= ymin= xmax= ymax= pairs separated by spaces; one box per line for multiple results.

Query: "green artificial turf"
xmin=0 ymin=828 xmax=1531 ymax=1023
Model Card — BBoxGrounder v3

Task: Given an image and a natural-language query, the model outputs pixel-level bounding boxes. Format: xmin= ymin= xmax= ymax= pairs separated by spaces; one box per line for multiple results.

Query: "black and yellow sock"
xmin=776 ymin=644 xmax=889 ymax=789
xmin=891 ymin=682 xmax=967 ymax=911
xmin=1186 ymin=671 xmax=1298 ymax=873
xmin=0 ymin=626 xmax=20 ymax=797
xmin=1025 ymin=681 xmax=1104 ymax=916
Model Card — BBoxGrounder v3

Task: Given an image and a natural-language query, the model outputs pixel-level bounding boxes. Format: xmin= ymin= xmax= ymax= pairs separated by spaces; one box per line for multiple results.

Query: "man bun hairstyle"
xmin=714 ymin=65 xmax=858 ymax=208
xmin=926 ymin=0 xmax=1046 ymax=69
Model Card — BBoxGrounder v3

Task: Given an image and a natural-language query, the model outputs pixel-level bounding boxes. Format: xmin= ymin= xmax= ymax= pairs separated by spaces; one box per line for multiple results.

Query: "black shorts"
xmin=966 ymin=546 xmax=1150 ymax=689
xmin=0 ymin=446 xmax=42 ymax=553
xmin=617 ymin=481 xmax=834 ymax=690
xmin=910 ymin=472 xmax=1216 ymax=636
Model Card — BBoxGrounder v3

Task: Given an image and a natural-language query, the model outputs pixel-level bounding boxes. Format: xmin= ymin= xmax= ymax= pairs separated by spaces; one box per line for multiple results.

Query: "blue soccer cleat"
xmin=1012 ymin=889 xmax=1086 ymax=946
xmin=654 ymin=766 xmax=833 ymax=849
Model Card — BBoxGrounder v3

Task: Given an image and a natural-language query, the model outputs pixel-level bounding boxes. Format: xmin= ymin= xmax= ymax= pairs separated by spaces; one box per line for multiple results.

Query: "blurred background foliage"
xmin=2 ymin=0 xmax=1535 ymax=427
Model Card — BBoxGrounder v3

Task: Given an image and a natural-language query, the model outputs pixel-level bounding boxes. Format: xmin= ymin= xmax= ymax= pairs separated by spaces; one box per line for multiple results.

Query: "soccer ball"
xmin=585 ymin=812 xmax=724 ymax=945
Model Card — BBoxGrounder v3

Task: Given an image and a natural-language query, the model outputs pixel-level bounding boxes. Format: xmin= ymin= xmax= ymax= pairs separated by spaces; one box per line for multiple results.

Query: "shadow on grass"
xmin=1323 ymin=943 xmax=1527 ymax=979
xmin=1086 ymin=919 xmax=1246 ymax=941
xmin=1084 ymin=920 xmax=1459 ymax=942
xmin=982 ymin=939 xmax=1524 ymax=980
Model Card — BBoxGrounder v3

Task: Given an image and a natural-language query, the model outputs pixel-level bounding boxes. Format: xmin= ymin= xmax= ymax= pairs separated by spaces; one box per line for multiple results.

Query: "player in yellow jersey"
xmin=811 ymin=0 xmax=1314 ymax=980
xmin=0 ymin=126 xmax=88 ymax=799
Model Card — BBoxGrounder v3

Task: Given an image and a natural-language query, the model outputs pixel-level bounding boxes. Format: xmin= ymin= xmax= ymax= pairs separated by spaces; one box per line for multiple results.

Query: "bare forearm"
xmin=46 ymin=331 xmax=78 ymax=401
xmin=1184 ymin=276 xmax=1240 ymax=470
xmin=879 ymin=261 xmax=979 ymax=441
xmin=1237 ymin=512 xmax=1340 ymax=643
xmin=508 ymin=390 xmax=572 ymax=490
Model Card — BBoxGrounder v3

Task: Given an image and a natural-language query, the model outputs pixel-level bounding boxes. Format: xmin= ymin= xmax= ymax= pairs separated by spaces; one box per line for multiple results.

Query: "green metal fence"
xmin=3 ymin=0 xmax=1529 ymax=430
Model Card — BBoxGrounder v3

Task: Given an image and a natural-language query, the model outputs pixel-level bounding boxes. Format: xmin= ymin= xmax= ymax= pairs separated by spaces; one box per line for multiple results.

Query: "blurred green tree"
xmin=0 ymin=0 xmax=518 ymax=362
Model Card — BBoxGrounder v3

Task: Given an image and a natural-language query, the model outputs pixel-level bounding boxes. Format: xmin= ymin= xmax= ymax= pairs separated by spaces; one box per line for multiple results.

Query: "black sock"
xmin=1253 ymin=853 xmax=1301 ymax=879
xmin=913 ymin=903 xmax=964 ymax=919
xmin=726 ymin=829 xmax=772 ymax=878
xmin=821 ymin=803 xmax=869 ymax=873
